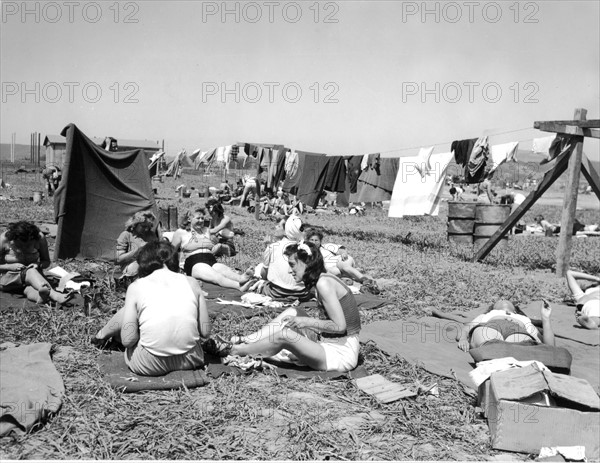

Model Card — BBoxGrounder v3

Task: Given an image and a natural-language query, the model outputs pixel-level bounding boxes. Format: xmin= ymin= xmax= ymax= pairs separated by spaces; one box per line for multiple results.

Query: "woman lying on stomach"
xmin=92 ymin=241 xmax=211 ymax=376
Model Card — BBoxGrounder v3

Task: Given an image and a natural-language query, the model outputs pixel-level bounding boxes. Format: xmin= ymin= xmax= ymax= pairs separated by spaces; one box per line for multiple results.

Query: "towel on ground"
xmin=0 ymin=343 xmax=65 ymax=436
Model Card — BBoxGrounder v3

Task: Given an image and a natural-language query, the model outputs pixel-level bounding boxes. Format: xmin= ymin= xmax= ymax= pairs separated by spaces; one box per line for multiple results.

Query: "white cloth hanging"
xmin=388 ymin=151 xmax=454 ymax=218
xmin=414 ymin=146 xmax=435 ymax=177
xmin=488 ymin=141 xmax=519 ymax=174
xmin=532 ymin=134 xmax=557 ymax=155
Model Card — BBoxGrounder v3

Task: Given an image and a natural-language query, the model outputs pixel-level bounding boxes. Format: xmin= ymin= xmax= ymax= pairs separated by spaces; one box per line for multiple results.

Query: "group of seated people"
xmin=2 ymin=199 xmax=598 ymax=378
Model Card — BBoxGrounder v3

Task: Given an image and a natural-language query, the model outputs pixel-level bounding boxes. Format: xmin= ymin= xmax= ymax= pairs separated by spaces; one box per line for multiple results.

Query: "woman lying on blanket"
xmin=91 ymin=241 xmax=211 ymax=376
xmin=204 ymin=241 xmax=362 ymax=372
xmin=566 ymin=269 xmax=600 ymax=330
xmin=0 ymin=221 xmax=72 ymax=304
xmin=115 ymin=211 xmax=159 ymax=280
xmin=305 ymin=229 xmax=378 ymax=289
xmin=454 ymin=299 xmax=555 ymax=352
xmin=170 ymin=208 xmax=254 ymax=291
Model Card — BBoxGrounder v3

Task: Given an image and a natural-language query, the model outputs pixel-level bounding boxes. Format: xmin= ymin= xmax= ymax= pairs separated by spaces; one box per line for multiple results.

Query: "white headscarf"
xmin=284 ymin=215 xmax=303 ymax=241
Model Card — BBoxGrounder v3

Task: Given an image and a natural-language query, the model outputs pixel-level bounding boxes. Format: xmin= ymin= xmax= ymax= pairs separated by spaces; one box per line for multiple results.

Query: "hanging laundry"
xmin=388 ymin=152 xmax=454 ymax=218
xmin=488 ymin=141 xmax=519 ymax=174
xmin=323 ymin=156 xmax=347 ymax=193
xmin=356 ymin=155 xmax=399 ymax=203
xmin=532 ymin=134 xmax=557 ymax=155
xmin=346 ymin=156 xmax=364 ymax=194
xmin=360 ymin=153 xmax=370 ymax=171
xmin=293 ymin=151 xmax=330 ymax=208
xmin=465 ymin=136 xmax=490 ymax=183
xmin=282 ymin=150 xmax=302 ymax=195
xmin=414 ymin=146 xmax=435 ymax=177
xmin=230 ymin=145 xmax=239 ymax=163
xmin=451 ymin=138 xmax=477 ymax=167
xmin=271 ymin=145 xmax=288 ymax=188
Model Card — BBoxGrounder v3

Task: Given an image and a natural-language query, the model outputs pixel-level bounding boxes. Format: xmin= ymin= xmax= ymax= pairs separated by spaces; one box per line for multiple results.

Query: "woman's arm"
xmin=566 ymin=270 xmax=599 ymax=299
xmin=209 ymin=215 xmax=231 ymax=234
xmin=170 ymin=229 xmax=183 ymax=252
xmin=115 ymin=231 xmax=138 ymax=265
xmin=288 ymin=277 xmax=347 ymax=335
xmin=120 ymin=283 xmax=140 ymax=347
xmin=540 ymin=301 xmax=555 ymax=346
xmin=188 ymin=276 xmax=211 ymax=337
xmin=37 ymin=234 xmax=51 ymax=269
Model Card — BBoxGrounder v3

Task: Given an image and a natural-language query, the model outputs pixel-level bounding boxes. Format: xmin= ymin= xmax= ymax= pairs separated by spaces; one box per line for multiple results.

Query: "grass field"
xmin=1 ymin=171 xmax=599 ymax=460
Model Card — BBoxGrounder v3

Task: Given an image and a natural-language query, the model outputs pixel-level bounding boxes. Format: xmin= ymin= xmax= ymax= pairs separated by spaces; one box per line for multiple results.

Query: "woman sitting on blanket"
xmin=206 ymin=198 xmax=236 ymax=257
xmin=116 ymin=211 xmax=159 ymax=280
xmin=566 ymin=269 xmax=600 ymax=330
xmin=91 ymin=241 xmax=211 ymax=376
xmin=0 ymin=221 xmax=72 ymax=304
xmin=452 ymin=299 xmax=555 ymax=352
xmin=170 ymin=207 xmax=254 ymax=291
xmin=204 ymin=241 xmax=362 ymax=372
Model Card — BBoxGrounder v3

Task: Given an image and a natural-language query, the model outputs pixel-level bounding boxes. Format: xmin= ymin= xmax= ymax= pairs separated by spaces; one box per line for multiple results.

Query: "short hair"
xmin=206 ymin=198 xmax=224 ymax=217
xmin=125 ymin=211 xmax=156 ymax=232
xmin=305 ymin=228 xmax=323 ymax=242
xmin=5 ymin=221 xmax=41 ymax=243
xmin=284 ymin=241 xmax=325 ymax=289
xmin=534 ymin=215 xmax=544 ymax=223
xmin=137 ymin=241 xmax=179 ymax=278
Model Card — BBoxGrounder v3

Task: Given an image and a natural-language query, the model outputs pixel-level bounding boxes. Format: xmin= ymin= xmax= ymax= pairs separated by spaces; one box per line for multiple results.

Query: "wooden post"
xmin=556 ymin=108 xmax=586 ymax=276
xmin=254 ymin=147 xmax=262 ymax=220
xmin=37 ymin=132 xmax=41 ymax=166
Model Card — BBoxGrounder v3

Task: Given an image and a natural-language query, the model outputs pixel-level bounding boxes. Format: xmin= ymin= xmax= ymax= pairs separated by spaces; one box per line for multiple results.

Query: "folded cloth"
xmin=0 ymin=343 xmax=65 ymax=436
xmin=97 ymin=351 xmax=208 ymax=392
xmin=469 ymin=343 xmax=573 ymax=374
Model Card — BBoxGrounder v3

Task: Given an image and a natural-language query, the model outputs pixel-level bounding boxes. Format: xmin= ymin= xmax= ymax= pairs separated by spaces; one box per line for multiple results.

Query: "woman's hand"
xmin=339 ymin=248 xmax=349 ymax=261
xmin=284 ymin=316 xmax=312 ymax=331
xmin=457 ymin=338 xmax=470 ymax=352
xmin=541 ymin=300 xmax=552 ymax=320
xmin=6 ymin=263 xmax=26 ymax=271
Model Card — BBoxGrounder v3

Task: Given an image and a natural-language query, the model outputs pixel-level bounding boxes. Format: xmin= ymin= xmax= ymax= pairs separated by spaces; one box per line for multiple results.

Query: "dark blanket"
xmin=97 ymin=351 xmax=209 ymax=392
xmin=54 ymin=123 xmax=157 ymax=260
xmin=0 ymin=291 xmax=84 ymax=312
xmin=469 ymin=343 xmax=573 ymax=374
xmin=265 ymin=360 xmax=369 ymax=380
xmin=203 ymin=282 xmax=393 ymax=319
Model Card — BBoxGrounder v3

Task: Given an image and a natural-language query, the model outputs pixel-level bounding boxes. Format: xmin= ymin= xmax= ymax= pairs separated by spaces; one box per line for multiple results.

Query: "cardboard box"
xmin=486 ymin=364 xmax=600 ymax=459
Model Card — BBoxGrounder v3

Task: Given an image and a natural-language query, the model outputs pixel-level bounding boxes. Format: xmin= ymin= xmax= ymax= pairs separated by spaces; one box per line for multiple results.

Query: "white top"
xmin=135 ymin=268 xmax=200 ymax=356
xmin=263 ymin=237 xmax=304 ymax=291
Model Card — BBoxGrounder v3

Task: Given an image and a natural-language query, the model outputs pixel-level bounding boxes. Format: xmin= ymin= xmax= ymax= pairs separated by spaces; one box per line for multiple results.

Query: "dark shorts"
xmin=184 ymin=252 xmax=217 ymax=276
xmin=0 ymin=269 xmax=28 ymax=292
xmin=470 ymin=319 xmax=534 ymax=341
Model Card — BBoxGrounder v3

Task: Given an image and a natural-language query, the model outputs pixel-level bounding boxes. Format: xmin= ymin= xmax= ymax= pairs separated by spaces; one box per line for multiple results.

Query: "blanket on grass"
xmin=360 ymin=315 xmax=600 ymax=394
xmin=203 ymin=282 xmax=394 ymax=319
xmin=97 ymin=351 xmax=210 ymax=392
xmin=0 ymin=343 xmax=65 ymax=436
xmin=521 ymin=300 xmax=600 ymax=346
xmin=98 ymin=350 xmax=367 ymax=391
xmin=0 ymin=291 xmax=85 ymax=313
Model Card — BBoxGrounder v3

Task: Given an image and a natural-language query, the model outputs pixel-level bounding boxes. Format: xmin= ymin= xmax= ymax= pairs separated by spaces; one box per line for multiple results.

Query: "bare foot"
xmin=37 ymin=285 xmax=51 ymax=303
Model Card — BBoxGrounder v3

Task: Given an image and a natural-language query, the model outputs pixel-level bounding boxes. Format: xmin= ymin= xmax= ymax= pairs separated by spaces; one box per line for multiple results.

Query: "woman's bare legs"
xmin=94 ymin=308 xmax=125 ymax=341
xmin=231 ymin=326 xmax=327 ymax=370
xmin=233 ymin=308 xmax=298 ymax=344
xmin=23 ymin=267 xmax=70 ymax=303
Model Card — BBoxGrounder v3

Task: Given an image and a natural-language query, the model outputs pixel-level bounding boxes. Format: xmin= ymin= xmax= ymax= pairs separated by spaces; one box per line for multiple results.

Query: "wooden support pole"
xmin=474 ymin=145 xmax=572 ymax=262
xmin=255 ymin=148 xmax=262 ymax=221
xmin=556 ymin=108 xmax=586 ymax=277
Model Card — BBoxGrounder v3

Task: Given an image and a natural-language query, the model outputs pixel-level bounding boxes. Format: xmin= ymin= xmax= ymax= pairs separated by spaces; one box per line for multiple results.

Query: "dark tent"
xmin=54 ymin=123 xmax=157 ymax=261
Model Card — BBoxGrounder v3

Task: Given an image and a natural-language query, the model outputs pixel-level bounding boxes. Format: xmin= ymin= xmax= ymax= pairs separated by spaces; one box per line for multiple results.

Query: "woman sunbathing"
xmin=206 ymin=198 xmax=236 ymax=257
xmin=0 ymin=221 xmax=72 ymax=304
xmin=170 ymin=208 xmax=254 ymax=291
xmin=91 ymin=241 xmax=211 ymax=376
xmin=115 ymin=211 xmax=159 ymax=279
xmin=566 ymin=269 xmax=600 ymax=329
xmin=455 ymin=299 xmax=555 ymax=351
xmin=205 ymin=241 xmax=361 ymax=372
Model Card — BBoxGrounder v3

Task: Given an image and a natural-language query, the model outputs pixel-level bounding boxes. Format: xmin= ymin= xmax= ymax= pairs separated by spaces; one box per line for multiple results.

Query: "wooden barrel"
xmin=447 ymin=201 xmax=476 ymax=244
xmin=158 ymin=206 xmax=170 ymax=231
xmin=168 ymin=206 xmax=178 ymax=231
xmin=473 ymin=204 xmax=511 ymax=250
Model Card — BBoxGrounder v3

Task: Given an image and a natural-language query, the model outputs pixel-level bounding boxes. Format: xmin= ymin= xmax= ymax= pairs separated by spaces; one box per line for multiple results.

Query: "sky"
xmin=1 ymin=0 xmax=599 ymax=158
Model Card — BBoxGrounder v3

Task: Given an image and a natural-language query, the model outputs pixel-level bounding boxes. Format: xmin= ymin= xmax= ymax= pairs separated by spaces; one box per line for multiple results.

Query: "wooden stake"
xmin=255 ymin=147 xmax=262 ymax=221
xmin=556 ymin=108 xmax=586 ymax=277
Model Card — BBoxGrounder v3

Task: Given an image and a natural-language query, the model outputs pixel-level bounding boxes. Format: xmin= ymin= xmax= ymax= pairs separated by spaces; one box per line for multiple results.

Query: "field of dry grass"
xmin=1 ymin=169 xmax=599 ymax=460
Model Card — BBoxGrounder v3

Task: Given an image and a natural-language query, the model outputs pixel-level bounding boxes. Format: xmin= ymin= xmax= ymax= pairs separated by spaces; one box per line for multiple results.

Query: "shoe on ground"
xmin=203 ymin=335 xmax=232 ymax=357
